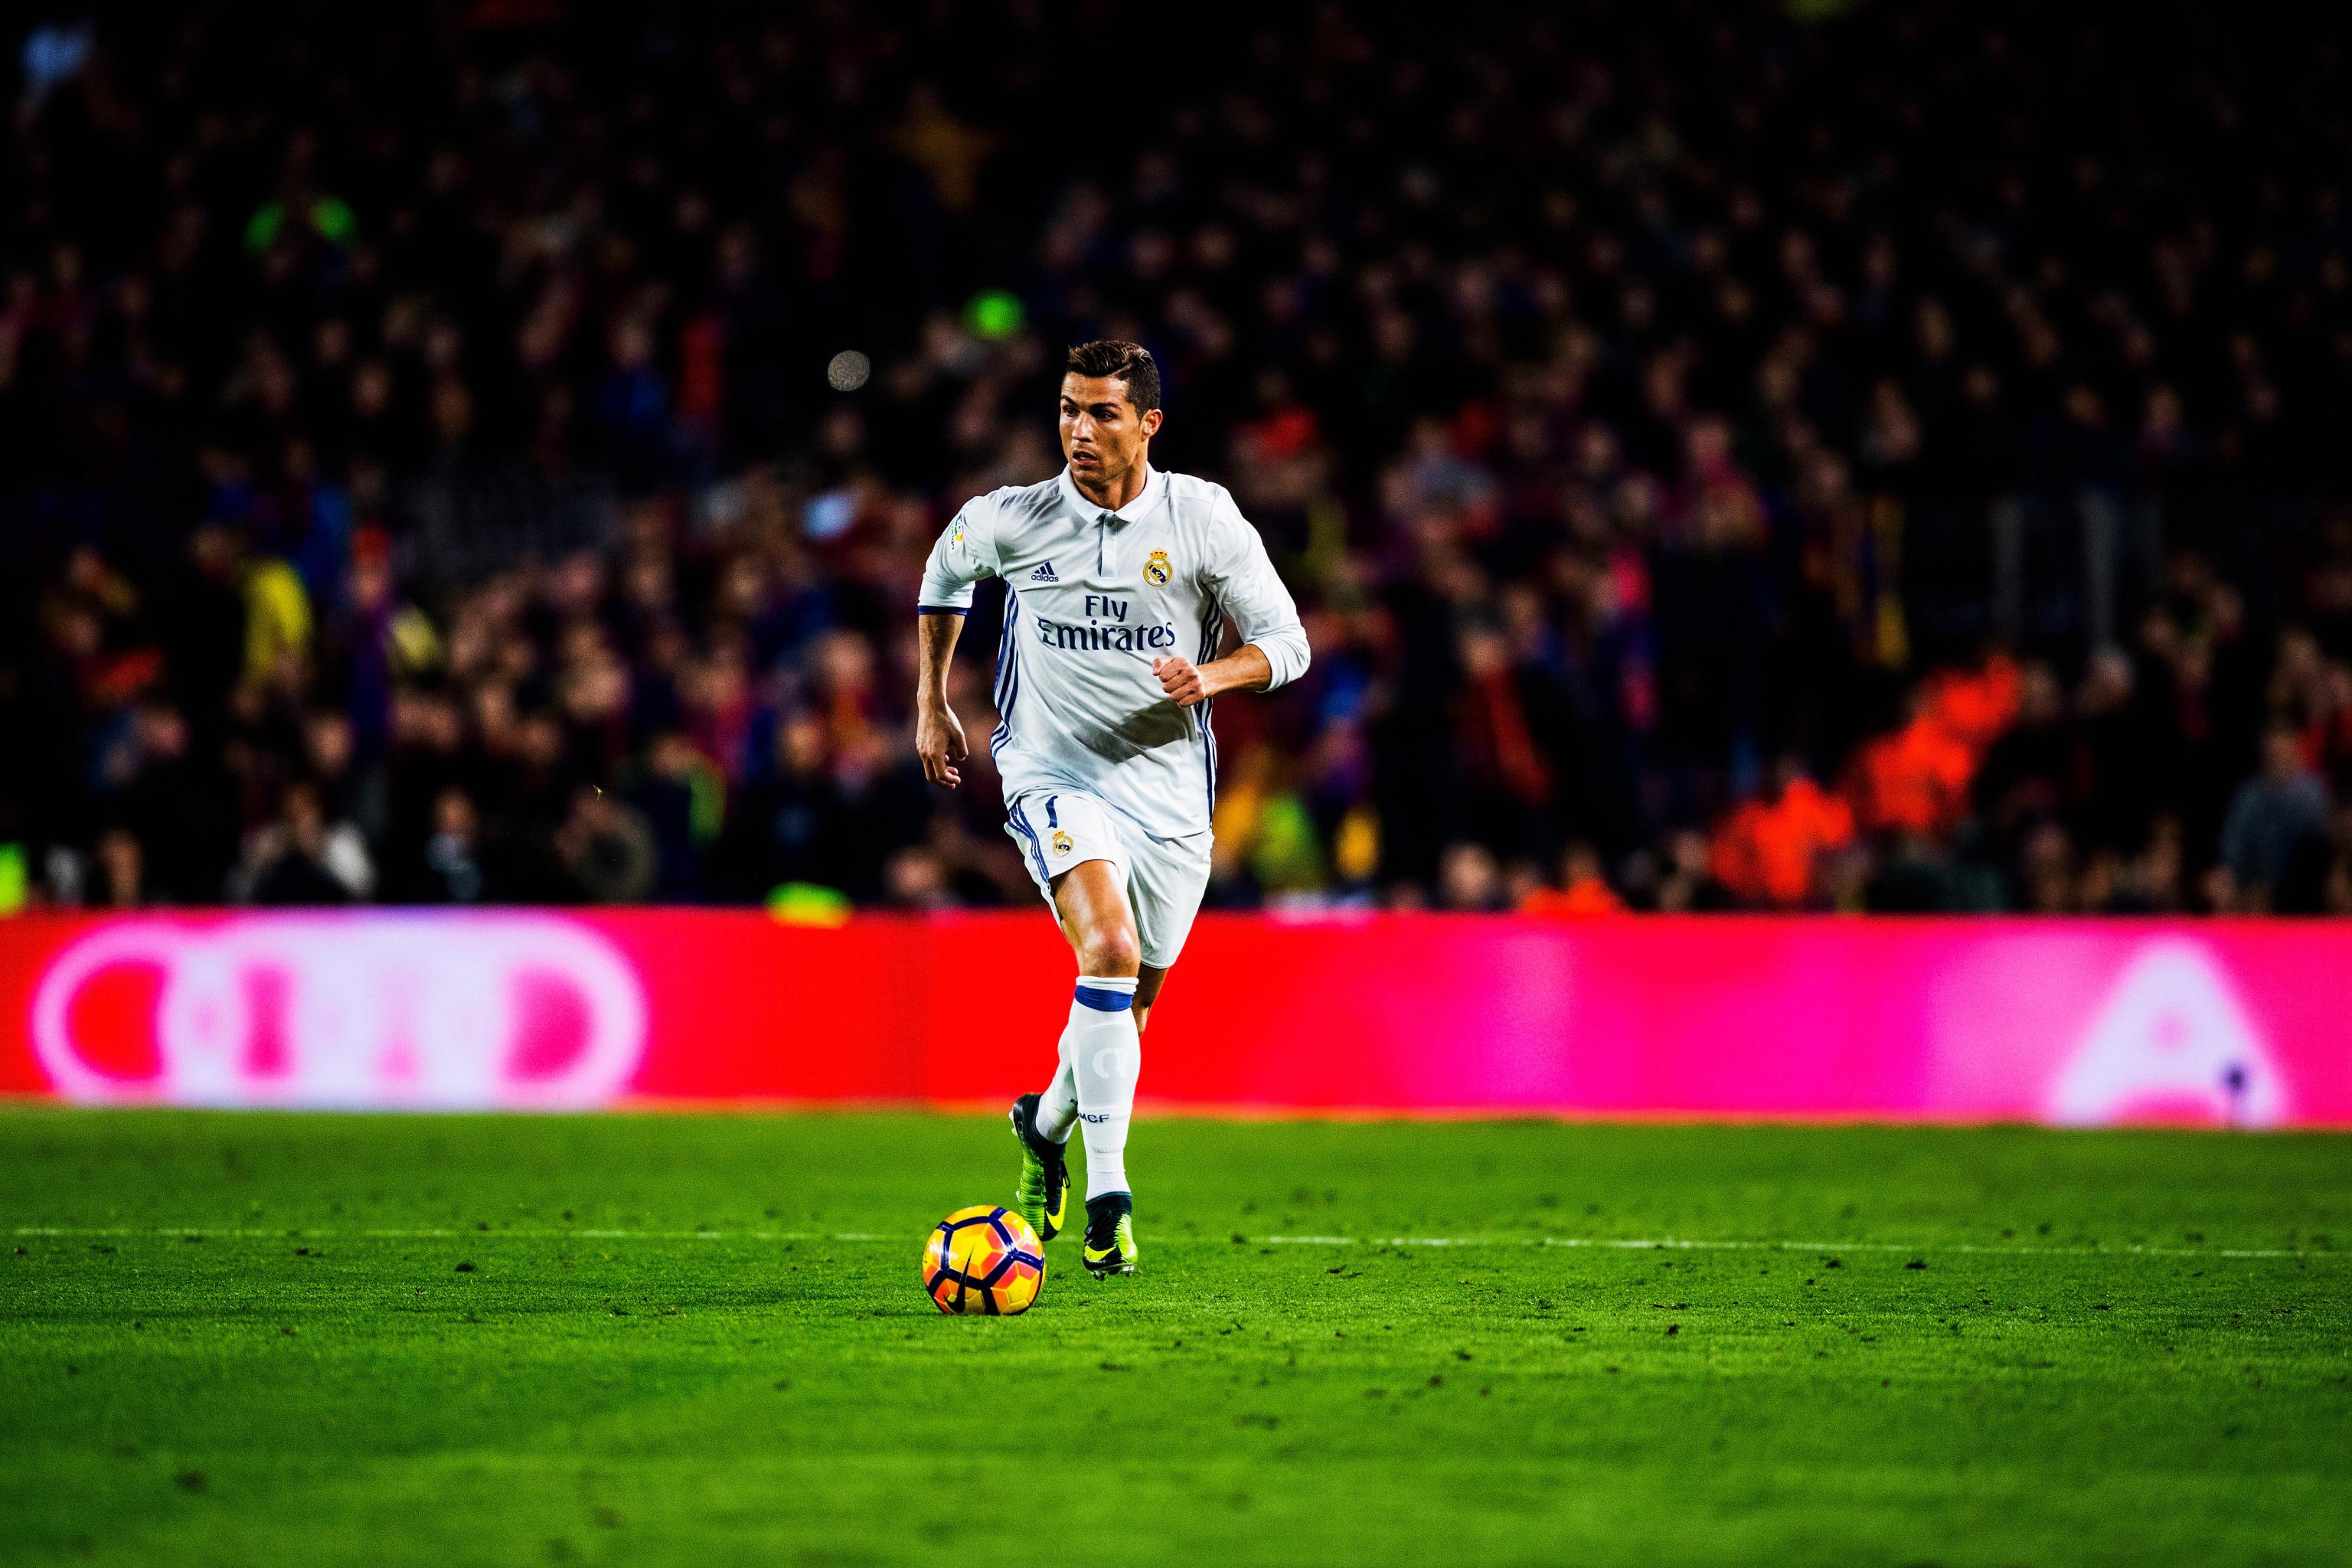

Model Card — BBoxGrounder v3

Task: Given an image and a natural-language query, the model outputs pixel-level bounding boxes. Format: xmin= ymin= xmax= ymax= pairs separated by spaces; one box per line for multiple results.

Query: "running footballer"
xmin=913 ymin=340 xmax=1309 ymax=1276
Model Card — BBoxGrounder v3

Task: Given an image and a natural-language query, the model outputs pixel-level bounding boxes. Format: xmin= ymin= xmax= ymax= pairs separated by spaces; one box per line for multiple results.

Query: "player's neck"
xmin=1070 ymin=456 xmax=1152 ymax=514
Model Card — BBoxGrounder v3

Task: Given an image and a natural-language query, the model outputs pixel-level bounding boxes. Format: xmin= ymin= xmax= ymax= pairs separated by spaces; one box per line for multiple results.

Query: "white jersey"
xmin=918 ymin=464 xmax=1309 ymax=840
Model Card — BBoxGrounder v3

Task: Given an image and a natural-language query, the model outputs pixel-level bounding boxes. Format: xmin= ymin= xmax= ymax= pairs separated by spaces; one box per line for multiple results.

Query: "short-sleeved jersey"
xmin=919 ymin=465 xmax=1309 ymax=840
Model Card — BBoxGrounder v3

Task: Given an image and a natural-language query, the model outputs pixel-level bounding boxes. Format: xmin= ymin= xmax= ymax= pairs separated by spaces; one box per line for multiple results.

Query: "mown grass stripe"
xmin=9 ymin=1223 xmax=2333 ymax=1259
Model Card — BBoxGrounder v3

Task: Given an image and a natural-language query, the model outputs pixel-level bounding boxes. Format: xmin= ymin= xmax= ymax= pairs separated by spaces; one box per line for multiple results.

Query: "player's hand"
xmin=1153 ymin=655 xmax=1208 ymax=707
xmin=915 ymin=703 xmax=968 ymax=788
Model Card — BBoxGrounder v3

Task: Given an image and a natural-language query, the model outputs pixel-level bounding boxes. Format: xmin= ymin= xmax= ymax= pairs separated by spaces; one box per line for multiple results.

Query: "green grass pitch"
xmin=2 ymin=1108 xmax=2347 ymax=1566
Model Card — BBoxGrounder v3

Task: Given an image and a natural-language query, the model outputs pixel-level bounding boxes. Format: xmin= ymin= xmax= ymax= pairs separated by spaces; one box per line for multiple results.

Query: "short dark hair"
xmin=1064 ymin=340 xmax=1161 ymax=413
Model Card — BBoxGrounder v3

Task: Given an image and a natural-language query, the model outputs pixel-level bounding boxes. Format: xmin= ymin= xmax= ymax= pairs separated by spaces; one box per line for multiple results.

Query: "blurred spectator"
xmin=1522 ymin=844 xmax=1625 ymax=918
xmin=630 ymin=732 xmax=723 ymax=901
xmin=554 ymin=788 xmax=658 ymax=905
xmin=1438 ymin=844 xmax=1504 ymax=913
xmin=91 ymin=826 xmax=144 ymax=910
xmin=720 ymin=713 xmax=856 ymax=900
xmin=1651 ymin=830 xmax=1739 ymax=914
xmin=231 ymin=781 xmax=374 ymax=905
xmin=2216 ymin=727 xmax=2334 ymax=913
xmin=1710 ymin=760 xmax=1855 ymax=910
xmin=884 ymin=847 xmax=953 ymax=911
xmin=416 ymin=788 xmax=486 ymax=905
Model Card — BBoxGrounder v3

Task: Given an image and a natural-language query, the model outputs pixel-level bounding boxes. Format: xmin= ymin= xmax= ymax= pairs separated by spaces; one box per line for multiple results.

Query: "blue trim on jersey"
xmin=991 ymin=590 xmax=1021 ymax=756
xmin=916 ymin=604 xmax=969 ymax=616
xmin=1073 ymin=984 xmax=1134 ymax=1013
xmin=1201 ymin=694 xmax=1218 ymax=808
xmin=991 ymin=590 xmax=1018 ymax=708
xmin=992 ymin=655 xmax=1019 ymax=757
xmin=1197 ymin=599 xmax=1223 ymax=810
xmin=1045 ymin=795 xmax=1057 ymax=828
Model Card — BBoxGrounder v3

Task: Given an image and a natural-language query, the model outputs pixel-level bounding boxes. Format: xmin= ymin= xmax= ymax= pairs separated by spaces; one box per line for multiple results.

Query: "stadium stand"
xmin=2 ymin=2 xmax=2349 ymax=913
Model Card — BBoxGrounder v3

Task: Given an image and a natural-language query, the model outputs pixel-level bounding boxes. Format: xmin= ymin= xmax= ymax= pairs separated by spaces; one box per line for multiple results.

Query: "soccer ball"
xmin=923 ymin=1205 xmax=1045 ymax=1315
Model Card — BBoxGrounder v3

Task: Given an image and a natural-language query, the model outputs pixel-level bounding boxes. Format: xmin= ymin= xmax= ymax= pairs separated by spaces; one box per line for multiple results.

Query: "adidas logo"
xmin=1029 ymin=560 xmax=1059 ymax=583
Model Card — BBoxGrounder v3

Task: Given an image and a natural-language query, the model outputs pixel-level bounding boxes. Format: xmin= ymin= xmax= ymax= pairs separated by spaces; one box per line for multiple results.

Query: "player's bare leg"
xmin=1132 ymin=964 xmax=1170 ymax=1032
xmin=1011 ymin=859 xmax=1138 ymax=1248
xmin=1033 ymin=864 xmax=1151 ymax=1125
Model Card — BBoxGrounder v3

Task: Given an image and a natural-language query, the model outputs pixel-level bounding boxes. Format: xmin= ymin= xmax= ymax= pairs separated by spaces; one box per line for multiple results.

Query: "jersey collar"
xmin=1058 ymin=462 xmax=1161 ymax=525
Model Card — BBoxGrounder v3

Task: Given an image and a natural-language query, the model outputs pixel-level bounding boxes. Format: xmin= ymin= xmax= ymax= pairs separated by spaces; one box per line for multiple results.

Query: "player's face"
xmin=1059 ymin=374 xmax=1162 ymax=486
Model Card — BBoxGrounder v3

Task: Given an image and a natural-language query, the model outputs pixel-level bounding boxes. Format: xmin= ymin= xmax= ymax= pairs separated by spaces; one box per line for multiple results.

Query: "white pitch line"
xmin=1534 ymin=1236 xmax=2314 ymax=1260
xmin=7 ymin=1225 xmax=2337 ymax=1260
xmin=1293 ymin=1235 xmax=2328 ymax=1260
xmin=10 ymin=1226 xmax=836 ymax=1242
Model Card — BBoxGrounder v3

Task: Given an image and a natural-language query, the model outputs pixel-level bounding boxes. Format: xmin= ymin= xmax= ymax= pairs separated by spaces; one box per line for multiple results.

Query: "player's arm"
xmin=914 ymin=500 xmax=997 ymax=788
xmin=915 ymin=612 xmax=967 ymax=788
xmin=1152 ymin=642 xmax=1271 ymax=707
xmin=1152 ymin=495 xmax=1309 ymax=710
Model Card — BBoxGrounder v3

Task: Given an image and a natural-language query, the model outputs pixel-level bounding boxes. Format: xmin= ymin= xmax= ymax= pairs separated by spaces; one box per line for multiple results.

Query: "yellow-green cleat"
xmin=1008 ymin=1094 xmax=1069 ymax=1242
xmin=1082 ymin=1192 xmax=1138 ymax=1277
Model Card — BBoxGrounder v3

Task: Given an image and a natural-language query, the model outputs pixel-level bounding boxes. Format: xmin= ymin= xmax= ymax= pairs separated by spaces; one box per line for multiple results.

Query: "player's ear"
xmin=1139 ymin=407 xmax=1163 ymax=439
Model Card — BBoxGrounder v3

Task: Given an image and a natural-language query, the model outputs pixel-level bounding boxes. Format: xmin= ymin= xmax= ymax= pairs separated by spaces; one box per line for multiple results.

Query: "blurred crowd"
xmin=5 ymin=2 xmax=2352 ymax=916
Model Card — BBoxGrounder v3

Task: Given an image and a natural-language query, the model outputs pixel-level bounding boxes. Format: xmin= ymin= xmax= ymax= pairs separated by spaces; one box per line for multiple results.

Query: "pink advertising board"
xmin=0 ymin=910 xmax=2346 ymax=1125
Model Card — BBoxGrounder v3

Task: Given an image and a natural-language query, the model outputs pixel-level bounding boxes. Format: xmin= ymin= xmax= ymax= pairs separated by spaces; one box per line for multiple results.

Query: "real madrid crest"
xmin=1050 ymin=828 xmax=1074 ymax=856
xmin=1143 ymin=549 xmax=1172 ymax=586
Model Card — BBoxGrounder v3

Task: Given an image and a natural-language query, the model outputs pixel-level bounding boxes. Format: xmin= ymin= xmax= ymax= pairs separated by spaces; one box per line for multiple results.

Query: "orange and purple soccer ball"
xmin=923 ymin=1205 xmax=1045 ymax=1315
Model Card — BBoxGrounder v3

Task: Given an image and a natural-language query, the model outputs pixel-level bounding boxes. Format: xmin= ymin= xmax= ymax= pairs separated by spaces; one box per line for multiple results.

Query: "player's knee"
xmin=1077 ymin=924 xmax=1142 ymax=977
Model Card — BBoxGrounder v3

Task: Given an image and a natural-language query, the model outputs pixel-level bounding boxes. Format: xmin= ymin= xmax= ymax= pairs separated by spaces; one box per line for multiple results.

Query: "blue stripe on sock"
xmin=1073 ymin=985 xmax=1135 ymax=1012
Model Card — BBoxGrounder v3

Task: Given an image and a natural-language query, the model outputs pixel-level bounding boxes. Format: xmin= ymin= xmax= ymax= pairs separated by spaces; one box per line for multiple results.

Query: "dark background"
xmin=4 ymin=0 xmax=2349 ymax=915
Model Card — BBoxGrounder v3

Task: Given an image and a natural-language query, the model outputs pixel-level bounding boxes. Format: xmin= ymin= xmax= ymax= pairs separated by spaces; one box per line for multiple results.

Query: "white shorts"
xmin=1004 ymin=788 xmax=1212 ymax=971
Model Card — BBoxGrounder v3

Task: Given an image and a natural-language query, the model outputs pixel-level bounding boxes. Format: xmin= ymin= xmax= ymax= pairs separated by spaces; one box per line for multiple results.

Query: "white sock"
xmin=1066 ymin=975 xmax=1140 ymax=1199
xmin=1035 ymin=1060 xmax=1077 ymax=1144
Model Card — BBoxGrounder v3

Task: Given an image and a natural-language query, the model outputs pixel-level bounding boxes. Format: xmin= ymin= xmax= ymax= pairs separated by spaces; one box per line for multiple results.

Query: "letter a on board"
xmin=2045 ymin=939 xmax=2284 ymax=1127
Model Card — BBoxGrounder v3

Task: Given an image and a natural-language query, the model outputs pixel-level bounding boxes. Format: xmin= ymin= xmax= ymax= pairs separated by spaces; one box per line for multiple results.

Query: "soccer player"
xmin=913 ymin=341 xmax=1310 ymax=1276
